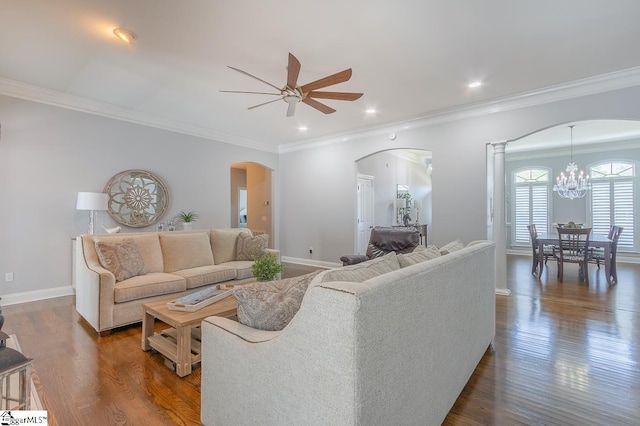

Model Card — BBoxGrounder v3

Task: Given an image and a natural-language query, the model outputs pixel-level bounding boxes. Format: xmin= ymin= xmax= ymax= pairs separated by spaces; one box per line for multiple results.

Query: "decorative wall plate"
xmin=104 ymin=169 xmax=168 ymax=227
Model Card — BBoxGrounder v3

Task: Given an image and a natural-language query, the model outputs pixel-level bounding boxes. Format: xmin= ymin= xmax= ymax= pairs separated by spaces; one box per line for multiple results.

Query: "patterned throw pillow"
xmin=95 ymin=238 xmax=145 ymax=282
xmin=397 ymin=245 xmax=441 ymax=267
xmin=236 ymin=233 xmax=269 ymax=261
xmin=439 ymin=239 xmax=465 ymax=255
xmin=234 ymin=271 xmax=321 ymax=331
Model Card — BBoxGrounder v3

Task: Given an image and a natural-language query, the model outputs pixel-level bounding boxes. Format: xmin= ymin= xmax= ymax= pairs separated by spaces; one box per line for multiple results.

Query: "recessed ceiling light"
xmin=298 ymin=126 xmax=308 ymax=131
xmin=468 ymin=81 xmax=482 ymax=88
xmin=366 ymin=108 xmax=377 ymax=114
xmin=113 ymin=28 xmax=136 ymax=44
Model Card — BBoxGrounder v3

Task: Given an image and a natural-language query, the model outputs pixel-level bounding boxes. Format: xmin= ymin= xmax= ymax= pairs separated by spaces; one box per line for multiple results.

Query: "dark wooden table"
xmin=537 ymin=231 xmax=615 ymax=284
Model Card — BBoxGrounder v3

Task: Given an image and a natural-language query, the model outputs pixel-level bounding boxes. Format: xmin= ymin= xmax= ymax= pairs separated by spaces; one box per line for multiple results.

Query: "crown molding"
xmin=0 ymin=77 xmax=279 ymax=153
xmin=279 ymin=66 xmax=640 ymax=153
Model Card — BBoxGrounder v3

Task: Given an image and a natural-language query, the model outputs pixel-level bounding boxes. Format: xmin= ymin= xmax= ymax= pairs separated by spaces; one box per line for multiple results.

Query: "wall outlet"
xmin=5 ymin=272 xmax=14 ymax=282
xmin=309 ymin=247 xmax=313 ymax=254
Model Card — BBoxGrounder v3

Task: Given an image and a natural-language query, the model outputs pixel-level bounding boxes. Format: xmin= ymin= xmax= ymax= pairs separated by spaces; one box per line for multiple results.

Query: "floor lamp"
xmin=76 ymin=192 xmax=108 ymax=234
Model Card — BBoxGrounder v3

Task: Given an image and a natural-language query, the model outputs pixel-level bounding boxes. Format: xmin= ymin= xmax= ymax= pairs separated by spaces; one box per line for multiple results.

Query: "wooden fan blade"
xmin=300 ymin=69 xmax=353 ymax=93
xmin=307 ymin=91 xmax=363 ymax=101
xmin=286 ymin=101 xmax=297 ymax=117
xmin=248 ymin=97 xmax=284 ymax=110
xmin=227 ymin=66 xmax=282 ymax=92
xmin=220 ymin=90 xmax=282 ymax=95
xmin=302 ymin=97 xmax=336 ymax=114
xmin=286 ymin=53 xmax=301 ymax=90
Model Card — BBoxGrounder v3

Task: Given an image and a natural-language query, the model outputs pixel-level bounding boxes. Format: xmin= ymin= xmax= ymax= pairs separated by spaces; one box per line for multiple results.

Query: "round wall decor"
xmin=104 ymin=169 xmax=168 ymax=227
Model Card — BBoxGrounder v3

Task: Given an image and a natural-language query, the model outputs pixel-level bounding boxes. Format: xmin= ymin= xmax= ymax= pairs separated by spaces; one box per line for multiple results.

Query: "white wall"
xmin=4 ymin=84 xmax=640 ymax=299
xmin=279 ymin=86 xmax=640 ymax=263
xmin=0 ymin=95 xmax=277 ymax=302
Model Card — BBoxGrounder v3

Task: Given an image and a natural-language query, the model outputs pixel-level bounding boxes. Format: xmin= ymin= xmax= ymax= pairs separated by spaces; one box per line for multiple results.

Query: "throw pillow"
xmin=319 ymin=252 xmax=400 ymax=283
xmin=397 ymin=245 xmax=441 ymax=267
xmin=439 ymin=239 xmax=465 ymax=255
xmin=236 ymin=233 xmax=269 ymax=261
xmin=95 ymin=238 xmax=145 ymax=282
xmin=234 ymin=270 xmax=321 ymax=331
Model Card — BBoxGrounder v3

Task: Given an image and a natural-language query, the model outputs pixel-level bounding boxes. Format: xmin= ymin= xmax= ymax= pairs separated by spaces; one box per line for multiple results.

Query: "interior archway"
xmin=230 ymin=162 xmax=274 ymax=247
xmin=355 ymin=149 xmax=432 ymax=254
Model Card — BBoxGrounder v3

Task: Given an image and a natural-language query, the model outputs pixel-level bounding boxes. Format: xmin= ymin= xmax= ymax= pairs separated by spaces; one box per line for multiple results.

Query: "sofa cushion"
xmin=95 ymin=238 xmax=146 ymax=282
xmin=93 ymin=234 xmax=164 ymax=273
xmin=234 ymin=271 xmax=321 ymax=331
xmin=319 ymin=252 xmax=400 ymax=284
xmin=397 ymin=245 xmax=442 ymax=267
xmin=235 ymin=233 xmax=269 ymax=261
xmin=114 ymin=272 xmax=187 ymax=303
xmin=211 ymin=229 xmax=252 ymax=264
xmin=439 ymin=239 xmax=465 ymax=255
xmin=224 ymin=261 xmax=255 ymax=280
xmin=159 ymin=232 xmax=214 ymax=272
xmin=172 ymin=264 xmax=238 ymax=289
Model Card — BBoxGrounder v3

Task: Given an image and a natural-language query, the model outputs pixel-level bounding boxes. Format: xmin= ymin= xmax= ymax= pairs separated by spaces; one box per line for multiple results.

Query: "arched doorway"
xmin=355 ymin=149 xmax=433 ymax=254
xmin=230 ymin=162 xmax=274 ymax=247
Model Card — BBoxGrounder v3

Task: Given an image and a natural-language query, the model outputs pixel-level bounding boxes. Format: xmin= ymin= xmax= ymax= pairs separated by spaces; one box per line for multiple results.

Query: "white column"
xmin=492 ymin=142 xmax=511 ymax=295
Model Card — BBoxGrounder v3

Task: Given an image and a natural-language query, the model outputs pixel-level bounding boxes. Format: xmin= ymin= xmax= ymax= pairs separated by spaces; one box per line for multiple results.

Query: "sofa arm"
xmin=75 ymin=236 xmax=117 ymax=333
xmin=340 ymin=254 xmax=368 ymax=266
xmin=203 ymin=316 xmax=282 ymax=343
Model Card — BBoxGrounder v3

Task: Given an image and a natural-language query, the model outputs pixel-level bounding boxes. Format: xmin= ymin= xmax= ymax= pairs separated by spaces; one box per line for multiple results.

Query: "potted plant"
xmin=175 ymin=210 xmax=199 ymax=230
xmin=251 ymin=252 xmax=284 ymax=281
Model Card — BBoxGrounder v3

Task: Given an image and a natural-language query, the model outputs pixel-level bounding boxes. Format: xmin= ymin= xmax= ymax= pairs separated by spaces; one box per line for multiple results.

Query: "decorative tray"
xmin=167 ymin=285 xmax=234 ymax=312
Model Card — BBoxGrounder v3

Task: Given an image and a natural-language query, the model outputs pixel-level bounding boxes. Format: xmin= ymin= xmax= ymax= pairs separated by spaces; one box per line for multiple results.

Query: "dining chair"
xmin=527 ymin=224 xmax=553 ymax=275
xmin=553 ymin=227 xmax=592 ymax=283
xmin=589 ymin=226 xmax=623 ymax=282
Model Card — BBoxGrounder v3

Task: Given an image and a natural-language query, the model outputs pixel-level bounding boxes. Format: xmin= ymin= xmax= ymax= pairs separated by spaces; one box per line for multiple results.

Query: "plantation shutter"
xmin=590 ymin=178 xmax=634 ymax=249
xmin=613 ymin=180 xmax=634 ymax=248
xmin=515 ymin=183 xmax=548 ymax=245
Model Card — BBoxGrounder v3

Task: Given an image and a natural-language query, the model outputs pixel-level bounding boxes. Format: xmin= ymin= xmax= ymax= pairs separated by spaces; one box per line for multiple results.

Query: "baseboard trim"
xmin=495 ymin=288 xmax=512 ymax=296
xmin=1 ymin=285 xmax=74 ymax=306
xmin=281 ymin=256 xmax=341 ymax=269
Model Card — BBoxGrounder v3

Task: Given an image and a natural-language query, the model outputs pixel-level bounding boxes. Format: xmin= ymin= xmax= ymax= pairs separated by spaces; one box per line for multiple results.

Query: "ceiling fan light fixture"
xmin=113 ymin=28 xmax=136 ymax=44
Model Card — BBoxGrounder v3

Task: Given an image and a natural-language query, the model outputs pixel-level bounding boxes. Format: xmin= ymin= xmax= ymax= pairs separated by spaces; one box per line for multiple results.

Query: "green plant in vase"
xmin=251 ymin=252 xmax=284 ymax=281
xmin=176 ymin=210 xmax=199 ymax=230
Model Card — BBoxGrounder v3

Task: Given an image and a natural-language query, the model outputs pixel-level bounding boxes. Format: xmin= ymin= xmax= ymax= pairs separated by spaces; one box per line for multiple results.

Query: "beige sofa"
xmin=200 ymin=241 xmax=495 ymax=426
xmin=75 ymin=228 xmax=279 ymax=334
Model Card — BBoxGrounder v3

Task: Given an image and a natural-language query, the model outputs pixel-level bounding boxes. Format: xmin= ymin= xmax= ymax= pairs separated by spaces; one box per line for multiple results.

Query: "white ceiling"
xmin=2 ymin=1 xmax=640 ymax=152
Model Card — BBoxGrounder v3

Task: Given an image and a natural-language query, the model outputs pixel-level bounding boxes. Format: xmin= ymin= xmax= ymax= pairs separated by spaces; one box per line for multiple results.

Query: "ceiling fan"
xmin=221 ymin=53 xmax=363 ymax=117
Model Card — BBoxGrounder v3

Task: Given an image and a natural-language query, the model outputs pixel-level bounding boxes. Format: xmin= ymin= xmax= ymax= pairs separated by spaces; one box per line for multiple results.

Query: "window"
xmin=513 ymin=168 xmax=550 ymax=245
xmin=589 ymin=161 xmax=635 ymax=249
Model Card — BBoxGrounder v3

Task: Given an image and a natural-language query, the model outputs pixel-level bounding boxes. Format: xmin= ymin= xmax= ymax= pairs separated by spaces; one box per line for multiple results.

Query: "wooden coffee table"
xmin=141 ymin=295 xmax=237 ymax=377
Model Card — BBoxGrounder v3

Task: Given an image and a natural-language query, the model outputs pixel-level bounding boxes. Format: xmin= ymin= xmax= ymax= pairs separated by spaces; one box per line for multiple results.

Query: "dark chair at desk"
xmin=340 ymin=226 xmax=420 ymax=266
xmin=553 ymin=227 xmax=592 ymax=283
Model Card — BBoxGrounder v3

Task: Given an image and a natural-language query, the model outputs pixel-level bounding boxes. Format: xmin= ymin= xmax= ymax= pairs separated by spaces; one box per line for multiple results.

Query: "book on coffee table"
xmin=167 ymin=285 xmax=234 ymax=312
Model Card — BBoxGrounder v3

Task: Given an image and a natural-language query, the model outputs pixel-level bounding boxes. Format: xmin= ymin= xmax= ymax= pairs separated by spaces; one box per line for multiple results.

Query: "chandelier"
xmin=553 ymin=125 xmax=591 ymax=199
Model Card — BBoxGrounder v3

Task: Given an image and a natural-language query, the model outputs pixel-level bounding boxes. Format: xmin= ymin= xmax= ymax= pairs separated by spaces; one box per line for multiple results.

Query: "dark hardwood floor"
xmin=3 ymin=257 xmax=639 ymax=425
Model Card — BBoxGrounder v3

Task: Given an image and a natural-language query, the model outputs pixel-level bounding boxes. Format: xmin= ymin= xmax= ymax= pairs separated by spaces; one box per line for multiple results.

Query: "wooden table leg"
xmin=538 ymin=241 xmax=545 ymax=276
xmin=141 ymin=310 xmax=155 ymax=351
xmin=604 ymin=244 xmax=612 ymax=285
xmin=175 ymin=324 xmax=192 ymax=377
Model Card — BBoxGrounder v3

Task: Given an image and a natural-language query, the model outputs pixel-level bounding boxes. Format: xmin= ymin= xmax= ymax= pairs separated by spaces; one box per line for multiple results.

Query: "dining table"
xmin=536 ymin=231 xmax=615 ymax=284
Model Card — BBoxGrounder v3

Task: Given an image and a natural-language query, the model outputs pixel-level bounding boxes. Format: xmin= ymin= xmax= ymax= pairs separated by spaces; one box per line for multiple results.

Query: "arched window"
xmin=589 ymin=161 xmax=635 ymax=249
xmin=513 ymin=168 xmax=550 ymax=245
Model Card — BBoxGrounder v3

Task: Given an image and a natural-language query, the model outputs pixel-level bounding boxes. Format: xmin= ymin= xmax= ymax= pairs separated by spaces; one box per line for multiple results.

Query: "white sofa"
xmin=75 ymin=228 xmax=279 ymax=334
xmin=200 ymin=241 xmax=495 ymax=426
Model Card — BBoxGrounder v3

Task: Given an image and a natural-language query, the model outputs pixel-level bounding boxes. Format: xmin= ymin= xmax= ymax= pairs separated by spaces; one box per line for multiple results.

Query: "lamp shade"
xmin=76 ymin=192 xmax=108 ymax=211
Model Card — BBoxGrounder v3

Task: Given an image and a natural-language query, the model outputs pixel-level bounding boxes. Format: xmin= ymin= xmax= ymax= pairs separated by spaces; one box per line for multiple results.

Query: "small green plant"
xmin=251 ymin=252 xmax=284 ymax=281
xmin=176 ymin=210 xmax=199 ymax=223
